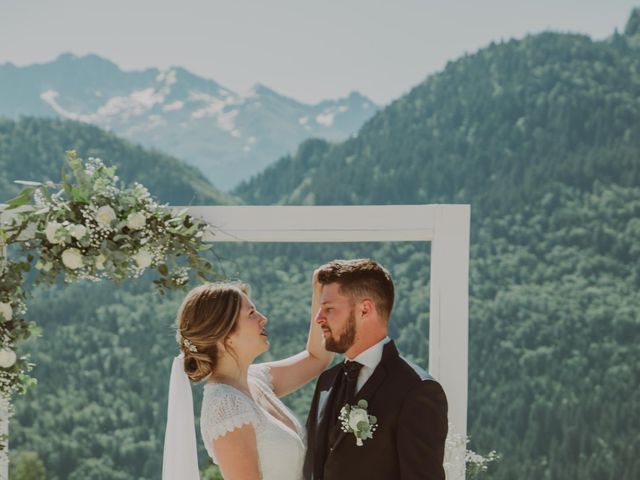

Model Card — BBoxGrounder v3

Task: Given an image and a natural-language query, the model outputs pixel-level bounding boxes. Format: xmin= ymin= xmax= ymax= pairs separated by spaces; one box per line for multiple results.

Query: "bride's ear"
xmin=220 ymin=335 xmax=236 ymax=355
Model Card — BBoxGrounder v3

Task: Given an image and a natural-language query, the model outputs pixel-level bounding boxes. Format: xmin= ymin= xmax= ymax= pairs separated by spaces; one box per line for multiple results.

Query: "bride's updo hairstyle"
xmin=175 ymin=282 xmax=249 ymax=382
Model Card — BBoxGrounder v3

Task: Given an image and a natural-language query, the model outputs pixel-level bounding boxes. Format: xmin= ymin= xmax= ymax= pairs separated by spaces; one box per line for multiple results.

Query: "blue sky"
xmin=1 ymin=0 xmax=637 ymax=104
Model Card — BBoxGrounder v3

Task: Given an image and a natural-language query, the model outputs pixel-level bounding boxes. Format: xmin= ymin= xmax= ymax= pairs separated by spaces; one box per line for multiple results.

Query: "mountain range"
xmin=0 ymin=53 xmax=378 ymax=190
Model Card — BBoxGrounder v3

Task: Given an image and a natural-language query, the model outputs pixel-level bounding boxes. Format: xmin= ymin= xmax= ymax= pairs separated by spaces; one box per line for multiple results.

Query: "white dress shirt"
xmin=346 ymin=336 xmax=391 ymax=393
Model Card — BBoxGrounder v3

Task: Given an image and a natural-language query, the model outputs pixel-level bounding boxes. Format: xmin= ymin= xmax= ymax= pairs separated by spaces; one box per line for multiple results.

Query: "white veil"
xmin=162 ymin=354 xmax=200 ymax=479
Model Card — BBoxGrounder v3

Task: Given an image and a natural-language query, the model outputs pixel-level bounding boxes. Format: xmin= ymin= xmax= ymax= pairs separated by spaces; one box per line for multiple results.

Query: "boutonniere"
xmin=338 ymin=399 xmax=378 ymax=446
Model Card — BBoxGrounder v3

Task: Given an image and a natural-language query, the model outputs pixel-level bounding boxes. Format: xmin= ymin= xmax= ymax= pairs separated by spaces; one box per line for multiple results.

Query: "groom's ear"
xmin=359 ymin=298 xmax=374 ymax=320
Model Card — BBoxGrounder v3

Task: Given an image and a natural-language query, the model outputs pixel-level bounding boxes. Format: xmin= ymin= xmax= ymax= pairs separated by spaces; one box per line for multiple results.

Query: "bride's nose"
xmin=260 ymin=313 xmax=268 ymax=326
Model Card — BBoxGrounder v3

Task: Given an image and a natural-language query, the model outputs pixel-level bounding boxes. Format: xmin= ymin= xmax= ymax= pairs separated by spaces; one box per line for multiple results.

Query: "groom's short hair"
xmin=317 ymin=258 xmax=394 ymax=322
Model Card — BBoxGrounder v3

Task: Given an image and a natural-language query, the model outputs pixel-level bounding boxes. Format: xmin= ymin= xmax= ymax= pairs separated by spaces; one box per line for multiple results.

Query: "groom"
xmin=304 ymin=259 xmax=448 ymax=480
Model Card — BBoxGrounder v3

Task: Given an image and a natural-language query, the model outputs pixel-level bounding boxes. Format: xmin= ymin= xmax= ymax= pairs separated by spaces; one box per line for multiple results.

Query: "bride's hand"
xmin=312 ymin=268 xmax=321 ymax=309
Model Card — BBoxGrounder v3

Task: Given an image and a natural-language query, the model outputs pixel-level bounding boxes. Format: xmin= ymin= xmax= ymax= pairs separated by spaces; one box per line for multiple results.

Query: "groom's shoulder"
xmin=391 ymin=354 xmax=447 ymax=408
xmin=389 ymin=352 xmax=443 ymax=395
xmin=396 ymin=355 xmax=435 ymax=383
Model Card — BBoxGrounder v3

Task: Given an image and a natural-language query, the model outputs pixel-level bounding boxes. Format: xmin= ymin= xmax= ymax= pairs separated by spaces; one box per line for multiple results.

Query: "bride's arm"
xmin=262 ymin=269 xmax=333 ymax=397
xmin=212 ymin=424 xmax=261 ymax=480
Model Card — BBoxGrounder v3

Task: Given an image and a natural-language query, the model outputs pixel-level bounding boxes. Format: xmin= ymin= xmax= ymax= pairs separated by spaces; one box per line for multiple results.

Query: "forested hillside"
xmin=5 ymin=9 xmax=640 ymax=480
xmin=0 ymin=117 xmax=234 ymax=205
xmin=232 ymin=13 xmax=640 ymax=480
xmin=236 ymin=29 xmax=640 ymax=213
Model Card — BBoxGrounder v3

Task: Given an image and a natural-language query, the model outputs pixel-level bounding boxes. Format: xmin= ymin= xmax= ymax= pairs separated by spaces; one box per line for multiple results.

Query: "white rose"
xmin=95 ymin=254 xmax=107 ymax=270
xmin=126 ymin=212 xmax=146 ymax=230
xmin=348 ymin=408 xmax=370 ymax=431
xmin=45 ymin=221 xmax=63 ymax=244
xmin=95 ymin=206 xmax=116 ymax=227
xmin=16 ymin=222 xmax=37 ymax=241
xmin=0 ymin=349 xmax=17 ymax=368
xmin=61 ymin=248 xmax=83 ymax=270
xmin=132 ymin=249 xmax=153 ymax=269
xmin=35 ymin=260 xmax=53 ymax=272
xmin=69 ymin=224 xmax=87 ymax=239
xmin=0 ymin=302 xmax=12 ymax=321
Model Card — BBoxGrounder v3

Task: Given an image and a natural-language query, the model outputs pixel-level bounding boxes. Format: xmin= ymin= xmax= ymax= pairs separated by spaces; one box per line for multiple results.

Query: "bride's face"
xmin=227 ymin=293 xmax=269 ymax=360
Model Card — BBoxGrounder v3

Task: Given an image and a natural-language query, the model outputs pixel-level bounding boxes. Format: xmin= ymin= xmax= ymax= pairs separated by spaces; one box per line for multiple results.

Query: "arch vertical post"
xmin=429 ymin=204 xmax=470 ymax=479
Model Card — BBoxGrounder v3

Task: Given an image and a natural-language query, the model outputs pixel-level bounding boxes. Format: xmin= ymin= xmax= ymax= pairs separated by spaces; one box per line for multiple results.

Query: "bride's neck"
xmin=209 ymin=353 xmax=251 ymax=391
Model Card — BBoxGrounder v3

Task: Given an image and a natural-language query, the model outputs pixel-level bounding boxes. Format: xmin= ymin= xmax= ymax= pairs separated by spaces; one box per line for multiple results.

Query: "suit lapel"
xmin=330 ymin=361 xmax=387 ymax=451
xmin=330 ymin=341 xmax=401 ymax=452
xmin=313 ymin=365 xmax=342 ymax=475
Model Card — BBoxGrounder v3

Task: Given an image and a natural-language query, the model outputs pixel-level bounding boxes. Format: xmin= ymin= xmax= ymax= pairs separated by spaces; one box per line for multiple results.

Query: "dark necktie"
xmin=327 ymin=360 xmax=364 ymax=447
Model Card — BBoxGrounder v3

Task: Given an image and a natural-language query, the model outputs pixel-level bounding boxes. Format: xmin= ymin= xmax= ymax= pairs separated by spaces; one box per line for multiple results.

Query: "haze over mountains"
xmin=0 ymin=53 xmax=378 ymax=190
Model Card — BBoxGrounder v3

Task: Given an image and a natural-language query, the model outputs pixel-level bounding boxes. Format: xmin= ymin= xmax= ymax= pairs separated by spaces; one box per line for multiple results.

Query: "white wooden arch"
xmin=1 ymin=203 xmax=469 ymax=479
xmin=185 ymin=204 xmax=470 ymax=479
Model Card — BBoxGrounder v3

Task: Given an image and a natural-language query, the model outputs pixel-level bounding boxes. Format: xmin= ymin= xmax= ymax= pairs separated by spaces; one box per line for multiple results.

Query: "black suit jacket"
xmin=303 ymin=341 xmax=448 ymax=480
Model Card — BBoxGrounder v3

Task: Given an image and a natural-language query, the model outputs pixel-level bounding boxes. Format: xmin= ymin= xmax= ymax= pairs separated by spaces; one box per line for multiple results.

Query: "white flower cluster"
xmin=0 ymin=151 xmax=213 ymax=402
xmin=84 ymin=157 xmax=105 ymax=177
xmin=338 ymin=399 xmax=378 ymax=446
xmin=443 ymin=424 xmax=499 ymax=480
xmin=0 ymin=332 xmax=16 ymax=371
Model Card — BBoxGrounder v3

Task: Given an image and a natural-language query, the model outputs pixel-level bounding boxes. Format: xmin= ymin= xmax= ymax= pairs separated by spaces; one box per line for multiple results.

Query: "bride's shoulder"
xmin=247 ymin=363 xmax=273 ymax=390
xmin=201 ymin=383 xmax=263 ymax=439
xmin=203 ymin=382 xmax=250 ymax=404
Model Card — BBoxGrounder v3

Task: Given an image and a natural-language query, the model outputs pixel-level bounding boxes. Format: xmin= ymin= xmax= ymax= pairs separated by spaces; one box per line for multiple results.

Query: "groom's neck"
xmin=345 ymin=331 xmax=388 ymax=359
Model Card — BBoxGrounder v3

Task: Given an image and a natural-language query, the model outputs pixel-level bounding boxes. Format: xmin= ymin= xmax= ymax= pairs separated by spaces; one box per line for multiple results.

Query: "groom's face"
xmin=316 ymin=283 xmax=357 ymax=353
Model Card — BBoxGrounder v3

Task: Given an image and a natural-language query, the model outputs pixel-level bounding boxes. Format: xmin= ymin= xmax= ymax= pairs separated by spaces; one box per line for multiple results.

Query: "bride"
xmin=162 ymin=274 xmax=332 ymax=479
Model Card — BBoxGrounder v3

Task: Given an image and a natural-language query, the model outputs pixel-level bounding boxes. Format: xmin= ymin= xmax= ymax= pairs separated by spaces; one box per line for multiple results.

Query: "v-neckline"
xmin=207 ymin=381 xmax=303 ymax=442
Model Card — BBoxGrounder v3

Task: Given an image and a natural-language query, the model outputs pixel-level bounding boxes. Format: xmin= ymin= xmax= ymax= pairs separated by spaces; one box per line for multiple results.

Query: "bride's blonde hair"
xmin=175 ymin=282 xmax=249 ymax=382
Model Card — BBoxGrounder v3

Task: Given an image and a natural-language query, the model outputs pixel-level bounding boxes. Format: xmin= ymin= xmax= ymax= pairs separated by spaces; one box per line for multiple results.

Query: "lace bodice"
xmin=200 ymin=364 xmax=305 ymax=480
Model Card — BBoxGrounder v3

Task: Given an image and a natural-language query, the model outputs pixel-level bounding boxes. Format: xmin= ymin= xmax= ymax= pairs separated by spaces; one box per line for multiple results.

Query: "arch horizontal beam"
xmin=181 ymin=205 xmax=438 ymax=242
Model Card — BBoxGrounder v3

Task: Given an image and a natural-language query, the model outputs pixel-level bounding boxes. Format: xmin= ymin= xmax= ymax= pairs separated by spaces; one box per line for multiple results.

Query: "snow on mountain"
xmin=0 ymin=54 xmax=378 ymax=189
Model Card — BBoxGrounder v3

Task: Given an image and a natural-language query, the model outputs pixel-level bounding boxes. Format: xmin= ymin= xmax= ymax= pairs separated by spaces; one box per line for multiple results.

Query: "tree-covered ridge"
xmin=12 ymin=181 xmax=640 ymax=479
xmin=7 ymin=9 xmax=640 ymax=480
xmin=469 ymin=182 xmax=640 ymax=479
xmin=236 ymin=30 xmax=640 ymax=213
xmin=0 ymin=117 xmax=236 ymax=206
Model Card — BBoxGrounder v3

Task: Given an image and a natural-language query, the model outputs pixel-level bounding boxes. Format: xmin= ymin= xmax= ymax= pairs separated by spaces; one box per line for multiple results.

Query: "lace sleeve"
xmin=201 ymin=386 xmax=260 ymax=441
xmin=248 ymin=363 xmax=274 ymax=391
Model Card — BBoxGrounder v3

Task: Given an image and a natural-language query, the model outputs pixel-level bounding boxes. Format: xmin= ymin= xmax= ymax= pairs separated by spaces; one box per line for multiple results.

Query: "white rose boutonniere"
xmin=61 ymin=248 xmax=83 ymax=270
xmin=95 ymin=205 xmax=116 ymax=227
xmin=339 ymin=399 xmax=378 ymax=446
xmin=126 ymin=211 xmax=146 ymax=230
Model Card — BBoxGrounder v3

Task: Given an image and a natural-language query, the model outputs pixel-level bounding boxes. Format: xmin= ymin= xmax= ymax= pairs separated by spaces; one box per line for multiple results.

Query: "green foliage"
xmin=201 ymin=463 xmax=224 ymax=480
xmin=625 ymin=7 xmax=640 ymax=36
xmin=9 ymin=450 xmax=46 ymax=480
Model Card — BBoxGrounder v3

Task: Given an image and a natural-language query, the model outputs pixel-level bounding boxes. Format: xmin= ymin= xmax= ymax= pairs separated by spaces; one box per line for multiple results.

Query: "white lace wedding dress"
xmin=200 ymin=364 xmax=306 ymax=480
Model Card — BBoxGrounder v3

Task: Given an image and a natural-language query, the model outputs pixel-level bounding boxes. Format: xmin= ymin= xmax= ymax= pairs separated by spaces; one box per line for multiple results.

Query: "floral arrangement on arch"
xmin=0 ymin=150 xmax=215 ymax=404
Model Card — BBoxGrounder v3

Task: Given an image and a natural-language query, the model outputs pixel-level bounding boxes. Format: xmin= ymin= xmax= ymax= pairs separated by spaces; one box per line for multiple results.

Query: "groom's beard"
xmin=324 ymin=309 xmax=357 ymax=353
